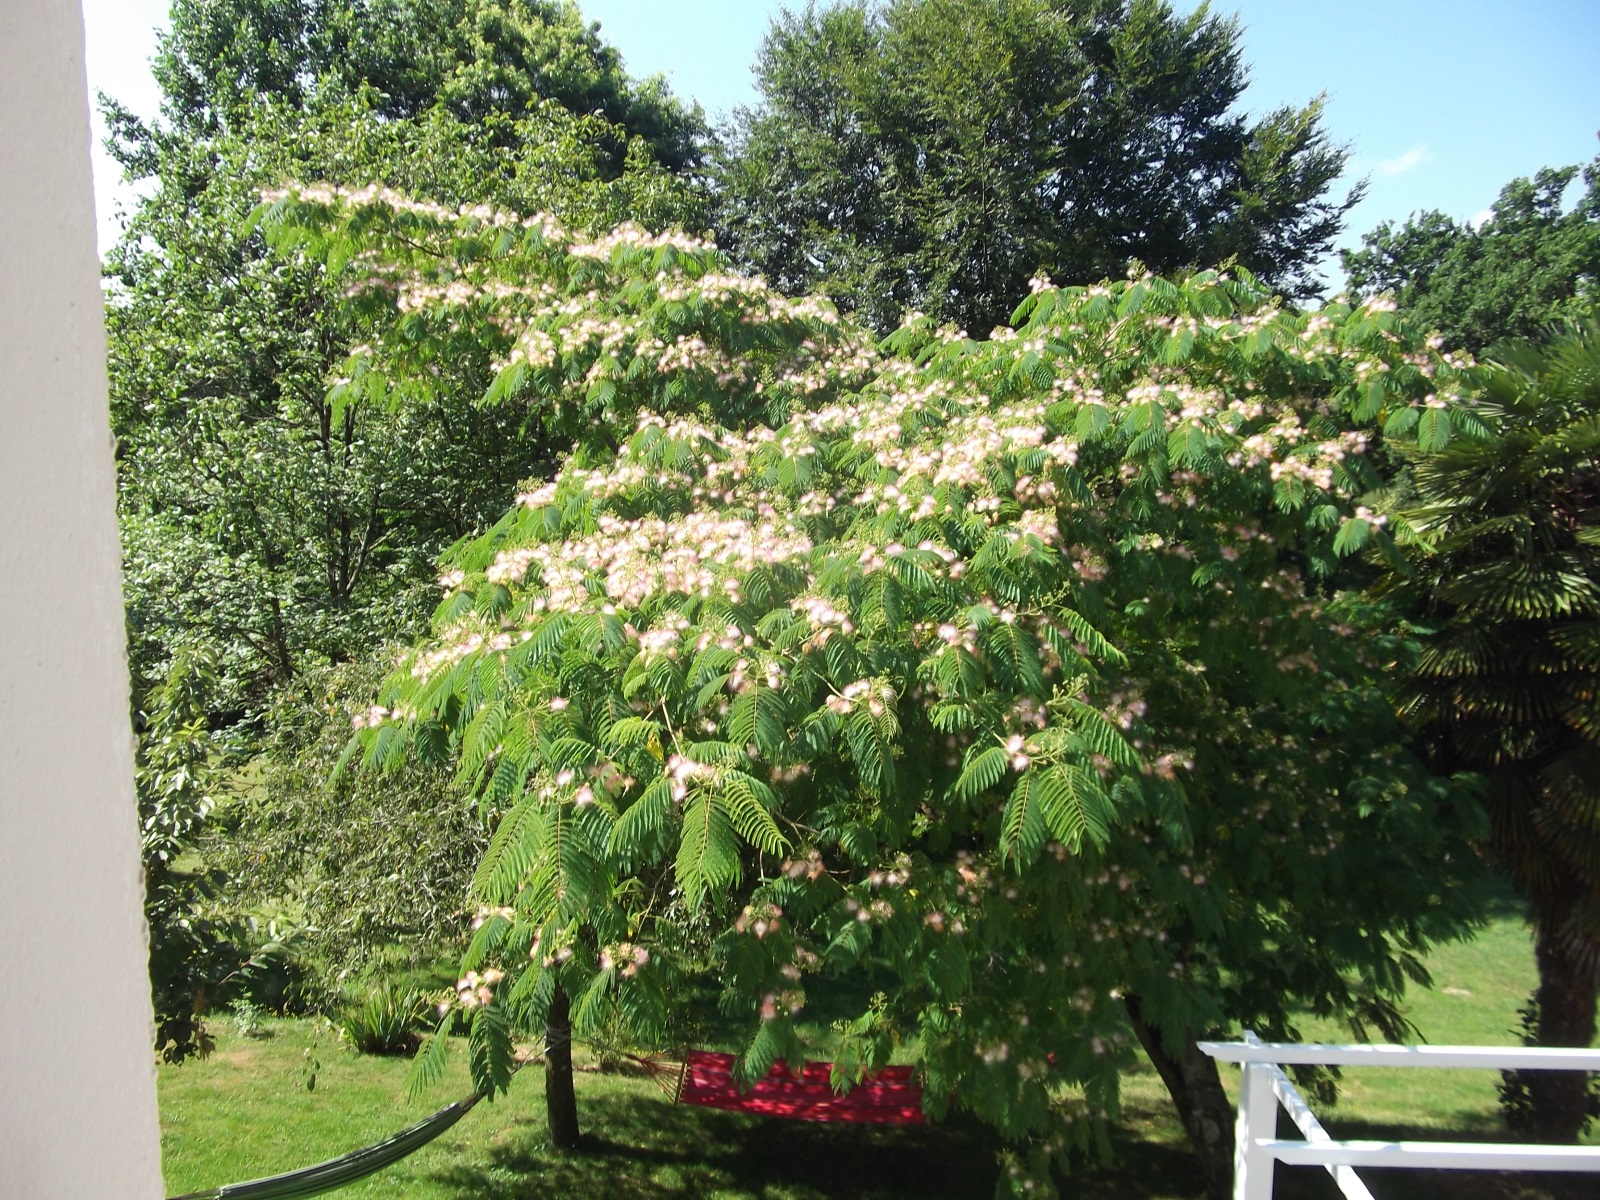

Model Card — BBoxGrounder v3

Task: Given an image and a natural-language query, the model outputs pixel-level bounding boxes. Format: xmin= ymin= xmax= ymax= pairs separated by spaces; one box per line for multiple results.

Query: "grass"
xmin=1288 ymin=901 xmax=1552 ymax=1135
xmin=159 ymin=913 xmax=1595 ymax=1199
xmin=159 ymin=1026 xmax=1001 ymax=1199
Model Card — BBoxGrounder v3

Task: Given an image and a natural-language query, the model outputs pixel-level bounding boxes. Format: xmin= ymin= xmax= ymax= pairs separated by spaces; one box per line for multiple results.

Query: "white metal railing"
xmin=1198 ymin=1032 xmax=1600 ymax=1200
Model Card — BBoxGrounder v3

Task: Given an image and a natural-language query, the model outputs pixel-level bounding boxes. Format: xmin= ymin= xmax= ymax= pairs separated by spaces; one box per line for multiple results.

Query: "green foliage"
xmin=713 ymin=0 xmax=1359 ymax=334
xmin=228 ymin=996 xmax=272 ymax=1039
xmin=105 ymin=5 xmax=708 ymax=1043
xmin=1370 ymin=321 xmax=1600 ymax=1140
xmin=1342 ymin=158 xmax=1600 ymax=354
xmin=1497 ymin=994 xmax=1600 ymax=1137
xmin=152 ymin=916 xmax=1548 ymax=1199
xmin=104 ymin=0 xmax=708 ymax=711
xmin=340 ymin=982 xmax=433 ymax=1056
xmin=135 ymin=0 xmax=704 ymax=169
xmin=227 ymin=659 xmax=488 ymax=982
xmin=110 ymin=91 xmax=699 ymax=714
xmin=274 ymin=186 xmax=1489 ymax=1194
xmin=250 ymin=182 xmax=873 ymax=449
xmin=138 ymin=645 xmax=311 ymax=1059
xmin=140 ymin=645 xmax=241 ymax=1062
xmin=1378 ymin=322 xmax=1600 ymax=925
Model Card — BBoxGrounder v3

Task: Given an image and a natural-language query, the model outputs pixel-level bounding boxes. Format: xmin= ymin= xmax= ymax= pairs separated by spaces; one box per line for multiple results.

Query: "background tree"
xmin=257 ymin=189 xmax=876 ymax=1144
xmin=122 ymin=0 xmax=702 ymax=167
xmin=713 ymin=0 xmax=1359 ymax=334
xmin=1374 ymin=321 xmax=1600 ymax=1142
xmin=1342 ymin=156 xmax=1600 ymax=354
xmin=137 ymin=644 xmax=301 ymax=1060
xmin=103 ymin=0 xmax=705 ymax=1055
xmin=107 ymin=0 xmax=704 ymax=711
xmin=139 ymin=644 xmax=233 ymax=1061
xmin=112 ymin=97 xmax=694 ymax=714
xmin=267 ymin=187 xmax=1484 ymax=1196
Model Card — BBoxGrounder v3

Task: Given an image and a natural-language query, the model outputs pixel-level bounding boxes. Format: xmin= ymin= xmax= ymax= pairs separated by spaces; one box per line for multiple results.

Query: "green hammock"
xmin=165 ymin=1088 xmax=483 ymax=1200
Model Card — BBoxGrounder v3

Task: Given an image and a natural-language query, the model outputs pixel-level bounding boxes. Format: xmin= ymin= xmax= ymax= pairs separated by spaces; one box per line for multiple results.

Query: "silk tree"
xmin=262 ymin=188 xmax=1485 ymax=1196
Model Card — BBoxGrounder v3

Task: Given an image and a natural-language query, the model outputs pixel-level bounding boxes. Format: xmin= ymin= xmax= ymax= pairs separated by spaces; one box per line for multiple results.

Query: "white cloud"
xmin=1378 ymin=144 xmax=1429 ymax=177
xmin=1469 ymin=209 xmax=1495 ymax=230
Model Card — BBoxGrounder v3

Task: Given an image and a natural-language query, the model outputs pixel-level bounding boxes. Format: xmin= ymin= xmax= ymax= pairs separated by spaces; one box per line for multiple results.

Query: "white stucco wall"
xmin=0 ymin=1 xmax=166 ymax=1195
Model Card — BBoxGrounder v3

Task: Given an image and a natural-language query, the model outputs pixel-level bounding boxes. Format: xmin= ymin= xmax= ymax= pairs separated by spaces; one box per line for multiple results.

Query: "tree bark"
xmin=1125 ymin=995 xmax=1235 ymax=1200
xmin=544 ymin=982 xmax=581 ymax=1149
xmin=1524 ymin=916 xmax=1600 ymax=1143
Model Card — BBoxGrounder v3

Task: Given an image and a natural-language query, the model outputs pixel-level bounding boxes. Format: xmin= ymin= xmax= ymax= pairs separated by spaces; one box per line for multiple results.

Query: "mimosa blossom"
xmin=265 ymin=186 xmax=1482 ymax=1198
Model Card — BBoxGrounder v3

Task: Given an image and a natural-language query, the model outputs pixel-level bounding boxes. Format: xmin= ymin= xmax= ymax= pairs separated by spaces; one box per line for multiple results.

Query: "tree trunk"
xmin=1523 ymin=917 xmax=1600 ymax=1143
xmin=1125 ymin=995 xmax=1235 ymax=1200
xmin=544 ymin=982 xmax=581 ymax=1149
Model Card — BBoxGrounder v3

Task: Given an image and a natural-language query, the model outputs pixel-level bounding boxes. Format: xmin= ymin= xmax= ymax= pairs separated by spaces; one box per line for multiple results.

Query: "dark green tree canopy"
xmin=712 ymin=0 xmax=1360 ymax=334
xmin=1342 ymin=158 xmax=1600 ymax=354
xmin=1374 ymin=322 xmax=1600 ymax=1140
xmin=128 ymin=0 xmax=703 ymax=169
xmin=103 ymin=0 xmax=706 ymax=712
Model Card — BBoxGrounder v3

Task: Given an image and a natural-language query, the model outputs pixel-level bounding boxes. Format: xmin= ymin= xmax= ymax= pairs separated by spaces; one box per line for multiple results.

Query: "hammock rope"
xmin=165 ymin=1051 xmax=539 ymax=1200
xmin=165 ymin=1088 xmax=484 ymax=1200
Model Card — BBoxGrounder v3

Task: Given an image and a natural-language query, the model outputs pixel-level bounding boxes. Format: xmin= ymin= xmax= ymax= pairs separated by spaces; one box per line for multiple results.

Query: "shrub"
xmin=229 ymin=660 xmax=488 ymax=990
xmin=339 ymin=982 xmax=432 ymax=1056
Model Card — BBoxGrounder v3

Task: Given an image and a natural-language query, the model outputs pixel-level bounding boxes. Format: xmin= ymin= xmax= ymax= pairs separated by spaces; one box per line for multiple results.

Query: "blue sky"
xmin=84 ymin=0 xmax=1600 ymax=272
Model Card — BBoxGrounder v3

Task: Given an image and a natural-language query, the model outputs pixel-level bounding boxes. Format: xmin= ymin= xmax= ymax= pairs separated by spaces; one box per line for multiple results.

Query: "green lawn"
xmin=159 ymin=915 xmax=1595 ymax=1200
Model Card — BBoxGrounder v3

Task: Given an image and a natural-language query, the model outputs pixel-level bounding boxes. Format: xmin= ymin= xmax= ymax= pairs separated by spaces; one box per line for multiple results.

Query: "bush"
xmin=339 ymin=982 xmax=432 ymax=1056
xmin=227 ymin=659 xmax=487 ymax=990
xmin=227 ymin=997 xmax=271 ymax=1039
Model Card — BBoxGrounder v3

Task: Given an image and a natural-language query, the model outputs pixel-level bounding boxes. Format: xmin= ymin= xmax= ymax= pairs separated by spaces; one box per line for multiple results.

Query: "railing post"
xmin=1234 ymin=1047 xmax=1278 ymax=1200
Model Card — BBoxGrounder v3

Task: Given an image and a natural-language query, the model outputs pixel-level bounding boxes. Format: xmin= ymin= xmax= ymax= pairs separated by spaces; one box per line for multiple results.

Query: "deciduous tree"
xmin=232 ymin=658 xmax=490 ymax=980
xmin=1342 ymin=158 xmax=1600 ymax=354
xmin=713 ymin=0 xmax=1359 ymax=335
xmin=264 ymin=186 xmax=1484 ymax=1194
xmin=104 ymin=0 xmax=704 ymax=1056
xmin=126 ymin=0 xmax=702 ymax=168
xmin=108 ymin=95 xmax=698 ymax=713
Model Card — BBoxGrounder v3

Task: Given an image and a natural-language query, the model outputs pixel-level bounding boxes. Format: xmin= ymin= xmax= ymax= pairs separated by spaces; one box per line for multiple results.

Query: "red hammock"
xmin=670 ymin=1050 xmax=923 ymax=1125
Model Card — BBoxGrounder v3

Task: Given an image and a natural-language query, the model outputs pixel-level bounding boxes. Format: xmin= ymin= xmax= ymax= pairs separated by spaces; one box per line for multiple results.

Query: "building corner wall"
xmin=0 ymin=0 xmax=166 ymax=1195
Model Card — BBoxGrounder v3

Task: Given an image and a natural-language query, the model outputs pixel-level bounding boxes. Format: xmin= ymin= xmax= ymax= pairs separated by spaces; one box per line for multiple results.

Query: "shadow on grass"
xmin=1468 ymin=872 xmax=1529 ymax=924
xmin=1060 ymin=1122 xmax=1209 ymax=1200
xmin=429 ymin=1090 xmax=1000 ymax=1199
xmin=1208 ymin=1114 xmax=1592 ymax=1200
xmin=1070 ymin=1115 xmax=1589 ymax=1200
xmin=431 ymin=1089 xmax=1587 ymax=1200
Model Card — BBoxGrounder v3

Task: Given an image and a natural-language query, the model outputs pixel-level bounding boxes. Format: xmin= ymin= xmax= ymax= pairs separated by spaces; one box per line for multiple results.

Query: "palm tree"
xmin=1384 ymin=320 xmax=1600 ymax=1141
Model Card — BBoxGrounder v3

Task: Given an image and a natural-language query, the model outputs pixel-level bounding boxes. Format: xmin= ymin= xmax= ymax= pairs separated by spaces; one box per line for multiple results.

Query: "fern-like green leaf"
xmin=1059 ymin=697 xmax=1142 ymax=767
xmin=1035 ymin=764 xmax=1115 ymax=850
xmin=954 ymin=744 xmax=1010 ymax=800
xmin=610 ymin=776 xmax=672 ymax=860
xmin=603 ymin=717 xmax=663 ymax=751
xmin=718 ymin=772 xmax=789 ymax=855
xmin=468 ymin=1002 xmax=515 ymax=1099
xmin=471 ymin=798 xmax=544 ymax=903
xmin=675 ymin=793 xmax=740 ymax=903
xmin=999 ymin=773 xmax=1046 ymax=867
xmin=406 ymin=1017 xmax=454 ymax=1102
xmin=1053 ymin=608 xmax=1126 ymax=666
